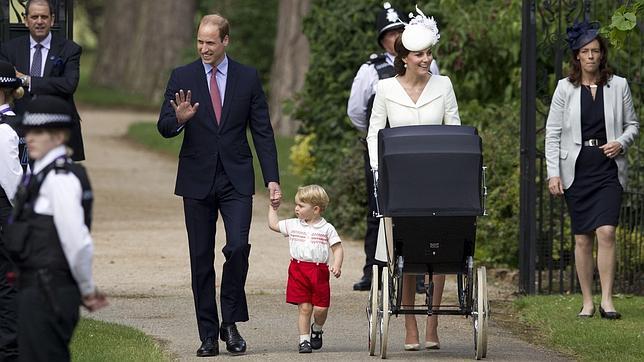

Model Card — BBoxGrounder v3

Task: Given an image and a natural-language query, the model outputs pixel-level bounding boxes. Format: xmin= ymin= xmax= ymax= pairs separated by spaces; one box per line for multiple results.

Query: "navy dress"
xmin=564 ymin=86 xmax=622 ymax=234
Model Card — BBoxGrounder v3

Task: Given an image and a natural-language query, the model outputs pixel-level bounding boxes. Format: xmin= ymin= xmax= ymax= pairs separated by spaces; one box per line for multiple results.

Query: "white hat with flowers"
xmin=400 ymin=5 xmax=440 ymax=51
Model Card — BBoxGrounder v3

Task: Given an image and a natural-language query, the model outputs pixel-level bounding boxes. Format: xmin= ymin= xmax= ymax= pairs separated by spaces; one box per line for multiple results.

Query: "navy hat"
xmin=566 ymin=20 xmax=600 ymax=50
xmin=0 ymin=60 xmax=21 ymax=89
xmin=22 ymin=95 xmax=73 ymax=129
xmin=376 ymin=2 xmax=408 ymax=47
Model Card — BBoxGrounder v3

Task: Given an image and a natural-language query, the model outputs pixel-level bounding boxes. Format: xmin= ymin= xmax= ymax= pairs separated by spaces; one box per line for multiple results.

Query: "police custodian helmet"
xmin=0 ymin=60 xmax=22 ymax=89
xmin=21 ymin=95 xmax=74 ymax=129
xmin=375 ymin=2 xmax=409 ymax=47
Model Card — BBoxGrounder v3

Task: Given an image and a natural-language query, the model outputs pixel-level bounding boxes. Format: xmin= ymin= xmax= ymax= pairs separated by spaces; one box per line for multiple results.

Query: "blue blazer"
xmin=157 ymin=58 xmax=279 ymax=199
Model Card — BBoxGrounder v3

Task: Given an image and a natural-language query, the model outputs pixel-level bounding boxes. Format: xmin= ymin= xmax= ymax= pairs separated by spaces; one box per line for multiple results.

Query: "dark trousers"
xmin=0 ymin=196 xmax=18 ymax=362
xmin=183 ymin=164 xmax=252 ymax=342
xmin=17 ymin=284 xmax=80 ymax=362
xmin=363 ymin=150 xmax=385 ymax=278
xmin=0 ymin=249 xmax=18 ymax=362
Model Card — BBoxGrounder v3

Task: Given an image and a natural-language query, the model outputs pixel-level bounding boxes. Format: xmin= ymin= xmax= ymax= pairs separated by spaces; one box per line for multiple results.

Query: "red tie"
xmin=210 ymin=69 xmax=222 ymax=124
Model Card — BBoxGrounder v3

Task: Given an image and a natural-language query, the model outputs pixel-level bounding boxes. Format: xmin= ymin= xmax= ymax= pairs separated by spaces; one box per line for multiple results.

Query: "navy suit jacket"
xmin=0 ymin=34 xmax=85 ymax=161
xmin=157 ymin=58 xmax=279 ymax=199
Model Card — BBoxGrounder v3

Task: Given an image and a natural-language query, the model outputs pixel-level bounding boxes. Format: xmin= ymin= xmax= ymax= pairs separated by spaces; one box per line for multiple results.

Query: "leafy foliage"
xmin=600 ymin=0 xmax=644 ymax=49
xmin=206 ymin=0 xmax=278 ymax=86
xmin=295 ymin=0 xmax=524 ymax=264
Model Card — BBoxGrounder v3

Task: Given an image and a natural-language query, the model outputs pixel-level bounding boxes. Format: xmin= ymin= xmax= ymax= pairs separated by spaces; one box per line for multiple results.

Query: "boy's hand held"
xmin=330 ymin=265 xmax=341 ymax=278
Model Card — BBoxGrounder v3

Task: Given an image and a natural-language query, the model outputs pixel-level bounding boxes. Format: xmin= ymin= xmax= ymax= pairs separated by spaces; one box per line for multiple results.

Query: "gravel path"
xmin=80 ymin=108 xmax=570 ymax=361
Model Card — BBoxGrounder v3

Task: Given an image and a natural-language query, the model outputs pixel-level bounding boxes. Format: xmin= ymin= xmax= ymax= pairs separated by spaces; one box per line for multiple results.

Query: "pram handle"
xmin=482 ymin=166 xmax=488 ymax=216
xmin=372 ymin=169 xmax=382 ymax=218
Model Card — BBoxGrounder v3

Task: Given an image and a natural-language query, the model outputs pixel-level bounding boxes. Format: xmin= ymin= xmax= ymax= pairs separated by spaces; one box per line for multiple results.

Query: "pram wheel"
xmin=367 ymin=265 xmax=379 ymax=355
xmin=481 ymin=267 xmax=489 ymax=357
xmin=473 ymin=266 xmax=489 ymax=360
xmin=380 ymin=265 xmax=390 ymax=359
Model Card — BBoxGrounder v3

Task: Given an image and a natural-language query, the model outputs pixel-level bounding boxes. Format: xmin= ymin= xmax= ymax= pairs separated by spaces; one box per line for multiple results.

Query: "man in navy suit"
xmin=0 ymin=0 xmax=85 ymax=161
xmin=157 ymin=14 xmax=282 ymax=357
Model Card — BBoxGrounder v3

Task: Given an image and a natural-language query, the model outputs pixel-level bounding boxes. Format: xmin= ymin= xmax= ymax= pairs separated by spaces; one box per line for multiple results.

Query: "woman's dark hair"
xmin=393 ymin=35 xmax=410 ymax=76
xmin=568 ymin=34 xmax=613 ymax=87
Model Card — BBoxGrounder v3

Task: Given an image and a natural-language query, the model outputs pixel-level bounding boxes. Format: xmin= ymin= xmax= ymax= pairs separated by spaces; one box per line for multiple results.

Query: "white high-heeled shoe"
xmin=404 ymin=343 xmax=420 ymax=351
xmin=425 ymin=341 xmax=440 ymax=349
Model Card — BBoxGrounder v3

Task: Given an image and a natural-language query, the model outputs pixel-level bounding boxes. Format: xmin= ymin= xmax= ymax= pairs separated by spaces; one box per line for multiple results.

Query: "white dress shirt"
xmin=367 ymin=75 xmax=461 ymax=170
xmin=347 ymin=52 xmax=440 ymax=132
xmin=0 ymin=107 xmax=22 ymax=204
xmin=32 ymin=145 xmax=95 ymax=296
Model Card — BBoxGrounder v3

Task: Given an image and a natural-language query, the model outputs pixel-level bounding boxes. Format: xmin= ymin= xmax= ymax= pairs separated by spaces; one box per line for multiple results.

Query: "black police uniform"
xmin=0 ymin=61 xmax=27 ymax=362
xmin=6 ymin=155 xmax=92 ymax=362
xmin=0 ymin=112 xmax=26 ymax=362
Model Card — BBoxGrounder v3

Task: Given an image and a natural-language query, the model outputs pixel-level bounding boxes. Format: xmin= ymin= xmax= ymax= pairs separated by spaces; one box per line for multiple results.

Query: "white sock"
xmin=312 ymin=323 xmax=323 ymax=332
xmin=300 ymin=334 xmax=310 ymax=343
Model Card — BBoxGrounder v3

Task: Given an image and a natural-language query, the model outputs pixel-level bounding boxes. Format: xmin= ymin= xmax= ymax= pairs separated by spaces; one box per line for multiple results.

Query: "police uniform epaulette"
xmin=366 ymin=53 xmax=388 ymax=65
xmin=53 ymin=157 xmax=72 ymax=174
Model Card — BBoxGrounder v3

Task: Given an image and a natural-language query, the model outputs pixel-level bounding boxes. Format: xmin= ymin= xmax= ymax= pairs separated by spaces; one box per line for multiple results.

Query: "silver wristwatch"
xmin=19 ymin=75 xmax=30 ymax=87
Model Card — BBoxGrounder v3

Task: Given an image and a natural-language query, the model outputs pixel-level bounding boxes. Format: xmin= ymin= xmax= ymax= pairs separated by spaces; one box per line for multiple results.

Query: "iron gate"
xmin=520 ymin=0 xmax=643 ymax=295
xmin=0 ymin=0 xmax=72 ymax=42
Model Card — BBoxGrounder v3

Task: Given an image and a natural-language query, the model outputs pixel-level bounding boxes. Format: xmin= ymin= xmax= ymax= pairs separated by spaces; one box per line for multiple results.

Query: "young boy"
xmin=268 ymin=185 xmax=344 ymax=353
xmin=4 ymin=95 xmax=107 ymax=361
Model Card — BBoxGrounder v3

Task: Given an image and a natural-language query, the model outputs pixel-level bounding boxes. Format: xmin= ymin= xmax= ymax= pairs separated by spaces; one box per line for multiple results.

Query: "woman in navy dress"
xmin=545 ymin=22 xmax=639 ymax=320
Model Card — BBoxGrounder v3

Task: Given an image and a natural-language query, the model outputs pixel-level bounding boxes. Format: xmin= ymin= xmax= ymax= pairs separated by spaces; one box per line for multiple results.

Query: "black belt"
xmin=582 ymin=138 xmax=606 ymax=146
xmin=19 ymin=268 xmax=75 ymax=288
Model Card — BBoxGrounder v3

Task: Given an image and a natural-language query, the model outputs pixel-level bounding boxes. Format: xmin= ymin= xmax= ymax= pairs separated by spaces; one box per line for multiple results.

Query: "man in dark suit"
xmin=0 ymin=0 xmax=85 ymax=161
xmin=157 ymin=14 xmax=282 ymax=357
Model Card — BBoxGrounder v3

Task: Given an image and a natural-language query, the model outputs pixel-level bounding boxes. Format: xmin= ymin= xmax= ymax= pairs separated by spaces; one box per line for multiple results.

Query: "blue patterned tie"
xmin=30 ymin=43 xmax=43 ymax=77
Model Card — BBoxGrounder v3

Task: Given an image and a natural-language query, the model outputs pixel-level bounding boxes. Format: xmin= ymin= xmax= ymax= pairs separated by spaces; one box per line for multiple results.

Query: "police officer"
xmin=4 ymin=95 xmax=107 ymax=361
xmin=347 ymin=3 xmax=439 ymax=291
xmin=0 ymin=59 xmax=24 ymax=362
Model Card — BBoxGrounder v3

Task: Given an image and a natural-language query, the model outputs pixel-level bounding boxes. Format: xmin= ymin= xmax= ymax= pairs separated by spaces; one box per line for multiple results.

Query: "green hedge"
xmin=294 ymin=0 xmax=523 ymax=266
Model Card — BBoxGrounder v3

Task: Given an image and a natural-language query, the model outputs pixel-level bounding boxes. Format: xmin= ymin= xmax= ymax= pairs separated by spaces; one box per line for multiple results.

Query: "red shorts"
xmin=286 ymin=259 xmax=330 ymax=307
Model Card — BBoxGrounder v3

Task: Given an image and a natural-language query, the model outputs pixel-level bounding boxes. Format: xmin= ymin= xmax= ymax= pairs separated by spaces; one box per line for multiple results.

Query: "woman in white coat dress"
xmin=545 ymin=21 xmax=639 ymax=320
xmin=366 ymin=9 xmax=460 ymax=351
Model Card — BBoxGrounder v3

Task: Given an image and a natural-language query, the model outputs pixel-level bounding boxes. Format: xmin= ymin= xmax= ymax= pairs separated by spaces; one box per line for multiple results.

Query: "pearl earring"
xmin=404 ymin=64 xmax=407 ymax=68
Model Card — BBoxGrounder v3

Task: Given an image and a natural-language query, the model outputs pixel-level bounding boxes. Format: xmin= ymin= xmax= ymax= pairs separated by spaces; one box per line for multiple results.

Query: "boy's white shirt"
xmin=32 ymin=145 xmax=96 ymax=296
xmin=278 ymin=217 xmax=341 ymax=264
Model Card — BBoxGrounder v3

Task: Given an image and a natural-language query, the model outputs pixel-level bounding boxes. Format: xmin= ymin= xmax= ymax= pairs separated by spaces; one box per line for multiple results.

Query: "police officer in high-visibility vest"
xmin=4 ymin=95 xmax=107 ymax=361
xmin=347 ymin=2 xmax=439 ymax=291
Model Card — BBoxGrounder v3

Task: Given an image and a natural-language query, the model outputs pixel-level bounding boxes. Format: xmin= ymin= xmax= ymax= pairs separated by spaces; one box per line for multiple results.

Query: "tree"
xmin=268 ymin=0 xmax=311 ymax=136
xmin=208 ymin=0 xmax=278 ymax=87
xmin=91 ymin=0 xmax=197 ymax=101
xmin=75 ymin=0 xmax=104 ymax=36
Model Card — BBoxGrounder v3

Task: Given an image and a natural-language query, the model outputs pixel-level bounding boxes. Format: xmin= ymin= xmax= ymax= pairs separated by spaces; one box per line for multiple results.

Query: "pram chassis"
xmin=365 ymin=125 xmax=489 ymax=360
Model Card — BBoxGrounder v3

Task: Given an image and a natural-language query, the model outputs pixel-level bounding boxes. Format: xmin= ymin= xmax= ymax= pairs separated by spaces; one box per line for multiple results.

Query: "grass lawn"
xmin=511 ymin=294 xmax=643 ymax=361
xmin=127 ymin=122 xmax=301 ymax=202
xmin=76 ymin=52 xmax=157 ymax=111
xmin=71 ymin=318 xmax=169 ymax=361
